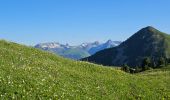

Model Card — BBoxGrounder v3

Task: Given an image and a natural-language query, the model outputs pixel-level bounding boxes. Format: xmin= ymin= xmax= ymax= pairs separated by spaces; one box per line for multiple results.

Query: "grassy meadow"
xmin=0 ymin=40 xmax=169 ymax=99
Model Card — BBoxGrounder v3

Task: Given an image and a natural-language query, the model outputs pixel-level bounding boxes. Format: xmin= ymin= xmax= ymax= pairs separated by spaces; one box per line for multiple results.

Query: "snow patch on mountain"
xmin=34 ymin=40 xmax=121 ymax=59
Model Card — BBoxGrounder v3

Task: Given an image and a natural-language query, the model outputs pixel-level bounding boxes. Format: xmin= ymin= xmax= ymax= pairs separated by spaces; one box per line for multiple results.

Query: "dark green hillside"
xmin=0 ymin=40 xmax=169 ymax=99
xmin=83 ymin=26 xmax=170 ymax=67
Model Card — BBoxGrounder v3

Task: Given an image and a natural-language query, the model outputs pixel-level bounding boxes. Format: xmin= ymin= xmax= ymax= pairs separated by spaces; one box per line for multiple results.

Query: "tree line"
xmin=121 ymin=57 xmax=168 ymax=73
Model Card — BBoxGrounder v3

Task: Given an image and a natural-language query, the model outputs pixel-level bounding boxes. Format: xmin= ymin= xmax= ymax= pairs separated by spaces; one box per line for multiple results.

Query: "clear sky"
xmin=0 ymin=0 xmax=170 ymax=46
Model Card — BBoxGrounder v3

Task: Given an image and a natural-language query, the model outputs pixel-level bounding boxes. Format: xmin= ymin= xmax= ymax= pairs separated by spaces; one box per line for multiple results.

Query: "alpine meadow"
xmin=0 ymin=38 xmax=169 ymax=99
xmin=0 ymin=0 xmax=170 ymax=100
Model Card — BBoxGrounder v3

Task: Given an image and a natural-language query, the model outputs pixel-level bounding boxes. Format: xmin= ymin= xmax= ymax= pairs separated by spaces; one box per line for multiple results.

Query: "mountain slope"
xmin=35 ymin=42 xmax=90 ymax=60
xmin=61 ymin=48 xmax=90 ymax=59
xmin=0 ymin=40 xmax=170 ymax=99
xmin=88 ymin=40 xmax=121 ymax=55
xmin=82 ymin=26 xmax=170 ymax=67
xmin=35 ymin=40 xmax=121 ymax=60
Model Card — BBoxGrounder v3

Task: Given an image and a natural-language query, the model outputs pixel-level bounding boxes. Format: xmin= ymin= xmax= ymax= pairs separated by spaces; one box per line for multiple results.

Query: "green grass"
xmin=0 ymin=40 xmax=170 ymax=99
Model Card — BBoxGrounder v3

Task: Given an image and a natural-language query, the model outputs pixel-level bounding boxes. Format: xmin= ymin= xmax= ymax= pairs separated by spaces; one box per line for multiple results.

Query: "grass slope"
xmin=0 ymin=40 xmax=169 ymax=99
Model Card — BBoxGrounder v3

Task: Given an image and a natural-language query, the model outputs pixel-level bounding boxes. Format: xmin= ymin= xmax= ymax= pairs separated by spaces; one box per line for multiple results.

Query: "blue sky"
xmin=0 ymin=0 xmax=170 ymax=45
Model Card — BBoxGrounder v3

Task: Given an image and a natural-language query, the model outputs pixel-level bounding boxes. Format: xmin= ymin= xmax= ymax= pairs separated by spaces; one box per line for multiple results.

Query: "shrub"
xmin=157 ymin=57 xmax=166 ymax=68
xmin=122 ymin=64 xmax=130 ymax=73
xmin=142 ymin=57 xmax=151 ymax=71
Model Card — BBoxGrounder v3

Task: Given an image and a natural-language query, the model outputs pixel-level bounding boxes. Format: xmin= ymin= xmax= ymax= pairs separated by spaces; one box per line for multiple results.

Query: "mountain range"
xmin=82 ymin=26 xmax=170 ymax=67
xmin=35 ymin=40 xmax=121 ymax=59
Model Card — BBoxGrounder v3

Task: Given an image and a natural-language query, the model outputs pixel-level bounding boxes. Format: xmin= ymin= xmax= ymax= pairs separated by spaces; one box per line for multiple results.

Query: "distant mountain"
xmin=82 ymin=26 xmax=170 ymax=67
xmin=34 ymin=40 xmax=121 ymax=59
xmin=88 ymin=40 xmax=121 ymax=55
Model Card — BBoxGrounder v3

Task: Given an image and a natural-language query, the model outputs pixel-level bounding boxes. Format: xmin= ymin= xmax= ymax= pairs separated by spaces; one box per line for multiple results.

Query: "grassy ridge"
xmin=0 ymin=40 xmax=169 ymax=99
